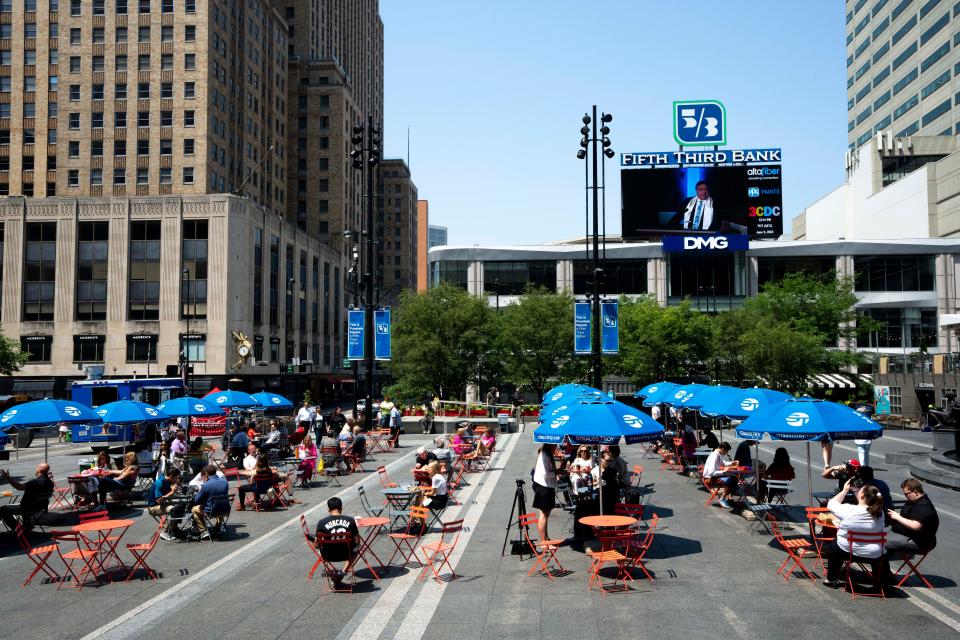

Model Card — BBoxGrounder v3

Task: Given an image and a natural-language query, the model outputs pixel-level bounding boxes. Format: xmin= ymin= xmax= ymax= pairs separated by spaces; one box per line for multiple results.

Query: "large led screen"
xmin=621 ymin=165 xmax=783 ymax=238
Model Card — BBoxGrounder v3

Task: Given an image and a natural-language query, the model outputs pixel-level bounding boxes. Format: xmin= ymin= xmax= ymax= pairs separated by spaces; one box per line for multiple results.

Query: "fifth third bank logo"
xmin=674 ymin=100 xmax=726 ymax=145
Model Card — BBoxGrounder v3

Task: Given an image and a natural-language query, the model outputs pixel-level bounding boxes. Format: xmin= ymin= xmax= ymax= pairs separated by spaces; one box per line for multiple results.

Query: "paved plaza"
xmin=1 ymin=428 xmax=959 ymax=640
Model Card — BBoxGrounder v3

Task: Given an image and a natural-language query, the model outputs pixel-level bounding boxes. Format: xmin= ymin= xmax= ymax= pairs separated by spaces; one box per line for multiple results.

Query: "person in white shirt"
xmin=261 ymin=422 xmax=282 ymax=454
xmin=296 ymin=402 xmax=314 ymax=430
xmin=680 ymin=180 xmax=714 ymax=231
xmin=702 ymin=442 xmax=738 ymax=509
xmin=532 ymin=444 xmax=558 ymax=542
xmin=568 ymin=446 xmax=595 ymax=493
xmin=242 ymin=443 xmax=259 ymax=472
xmin=823 ymin=479 xmax=885 ymax=588
xmin=423 ymin=461 xmax=448 ymax=511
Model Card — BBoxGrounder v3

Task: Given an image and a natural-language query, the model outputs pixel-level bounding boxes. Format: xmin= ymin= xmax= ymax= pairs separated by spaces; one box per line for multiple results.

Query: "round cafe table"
xmin=71 ymin=518 xmax=135 ymax=579
xmin=356 ymin=516 xmax=390 ymax=579
xmin=579 ymin=515 xmax=636 ymax=530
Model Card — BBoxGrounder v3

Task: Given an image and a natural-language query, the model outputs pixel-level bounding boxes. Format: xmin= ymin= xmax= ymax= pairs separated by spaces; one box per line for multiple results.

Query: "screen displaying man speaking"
xmin=620 ymin=164 xmax=783 ymax=239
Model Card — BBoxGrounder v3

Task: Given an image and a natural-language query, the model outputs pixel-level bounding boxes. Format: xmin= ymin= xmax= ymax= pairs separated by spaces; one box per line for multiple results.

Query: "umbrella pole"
xmin=597 ymin=444 xmax=603 ymax=516
xmin=44 ymin=429 xmax=48 ymax=463
xmin=806 ymin=442 xmax=813 ymax=506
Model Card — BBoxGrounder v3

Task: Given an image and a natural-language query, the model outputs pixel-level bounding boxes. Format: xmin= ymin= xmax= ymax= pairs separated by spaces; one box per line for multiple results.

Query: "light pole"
xmin=577 ymin=106 xmax=614 ymax=389
xmin=494 ymin=277 xmax=500 ymax=311
xmin=182 ymin=267 xmax=190 ymax=392
xmin=351 ymin=115 xmax=381 ymax=432
xmin=286 ymin=276 xmax=295 ymax=373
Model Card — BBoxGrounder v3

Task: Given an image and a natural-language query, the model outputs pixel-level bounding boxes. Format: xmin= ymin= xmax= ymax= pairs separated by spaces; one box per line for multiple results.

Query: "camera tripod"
xmin=501 ymin=478 xmax=532 ymax=557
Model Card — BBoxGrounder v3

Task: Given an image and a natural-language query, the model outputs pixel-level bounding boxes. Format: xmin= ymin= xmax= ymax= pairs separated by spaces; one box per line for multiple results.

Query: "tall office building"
xmin=846 ymin=0 xmax=960 ymax=149
xmin=427 ymin=224 xmax=448 ymax=249
xmin=275 ymin=0 xmax=384 ymax=256
xmin=378 ymin=158 xmax=417 ymax=305
xmin=0 ymin=0 xmax=289 ymax=213
xmin=416 ymin=200 xmax=429 ymax=291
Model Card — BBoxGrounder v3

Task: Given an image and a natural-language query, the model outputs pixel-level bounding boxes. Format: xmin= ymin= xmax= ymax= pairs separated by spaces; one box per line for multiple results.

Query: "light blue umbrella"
xmin=736 ymin=397 xmax=883 ymax=504
xmin=0 ymin=399 xmax=102 ymax=463
xmin=94 ymin=400 xmax=169 ymax=424
xmin=662 ymin=384 xmax=711 ymax=407
xmin=251 ymin=391 xmax=293 ymax=409
xmin=641 ymin=383 xmax=681 ymax=407
xmin=700 ymin=387 xmax=793 ymax=419
xmin=155 ymin=396 xmax=223 ymax=418
xmin=634 ymin=381 xmax=675 ymax=398
xmin=540 ymin=383 xmax=603 ymax=409
xmin=676 ymin=385 xmax=738 ymax=411
xmin=205 ymin=390 xmax=260 ymax=409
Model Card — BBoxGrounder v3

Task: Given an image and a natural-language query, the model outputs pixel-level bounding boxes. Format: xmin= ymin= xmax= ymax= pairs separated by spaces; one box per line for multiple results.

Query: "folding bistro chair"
xmin=378 ymin=465 xmax=398 ymax=489
xmin=52 ymin=531 xmax=101 ymax=590
xmin=15 ymin=523 xmax=60 ymax=586
xmin=125 ymin=516 xmax=166 ymax=581
xmin=586 ymin=529 xmax=632 ymax=593
xmin=767 ymin=514 xmax=817 ymax=581
xmin=199 ymin=494 xmax=232 ymax=539
xmin=703 ymin=477 xmax=725 ymax=508
xmin=387 ymin=505 xmax=428 ymax=567
xmin=357 ymin=485 xmax=385 ymax=518
xmin=842 ymin=531 xmax=887 ymax=599
xmin=418 ymin=519 xmax=463 ymax=583
xmin=614 ymin=502 xmax=646 ymax=527
xmin=77 ymin=508 xmax=124 ymax=571
xmin=50 ymin=479 xmax=74 ymax=511
xmin=321 ymin=447 xmax=344 ymax=486
xmin=805 ymin=506 xmax=835 ymax=572
xmin=315 ymin=531 xmax=357 ymax=594
xmin=518 ymin=512 xmax=566 ymax=580
xmin=891 ymin=540 xmax=936 ymax=589
xmin=300 ymin=514 xmax=324 ymax=580
xmin=623 ymin=513 xmax=659 ymax=582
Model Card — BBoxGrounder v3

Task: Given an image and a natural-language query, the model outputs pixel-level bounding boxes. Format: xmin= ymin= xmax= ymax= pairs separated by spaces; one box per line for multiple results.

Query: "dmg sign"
xmin=662 ymin=235 xmax=749 ymax=252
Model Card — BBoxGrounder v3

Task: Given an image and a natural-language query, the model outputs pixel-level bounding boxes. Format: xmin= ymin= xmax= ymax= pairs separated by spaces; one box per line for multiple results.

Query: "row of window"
xmin=20 ymin=334 xmax=200 ymax=364
xmin=64 ymin=166 xmax=194 ymax=187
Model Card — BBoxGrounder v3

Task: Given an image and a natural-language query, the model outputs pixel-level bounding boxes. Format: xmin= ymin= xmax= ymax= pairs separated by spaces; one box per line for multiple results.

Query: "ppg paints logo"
xmin=785 ymin=412 xmax=810 ymax=427
xmin=747 ymin=187 xmax=760 ymax=198
xmin=740 ymin=398 xmax=760 ymax=412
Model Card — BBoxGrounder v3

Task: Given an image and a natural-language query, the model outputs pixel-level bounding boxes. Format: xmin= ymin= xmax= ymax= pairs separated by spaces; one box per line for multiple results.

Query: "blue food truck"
xmin=69 ymin=377 xmax=184 ymax=446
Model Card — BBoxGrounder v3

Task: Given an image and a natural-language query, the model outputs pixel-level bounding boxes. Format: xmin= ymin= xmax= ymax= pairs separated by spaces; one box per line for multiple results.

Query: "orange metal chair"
xmin=518 ymin=512 xmax=566 ymax=580
xmin=315 ymin=531 xmax=357 ymax=594
xmin=377 ymin=465 xmax=398 ymax=489
xmin=51 ymin=480 xmax=74 ymax=511
xmin=15 ymin=523 xmax=60 ymax=586
xmin=418 ymin=519 xmax=463 ymax=583
xmin=767 ymin=514 xmax=817 ymax=581
xmin=387 ymin=505 xmax=428 ymax=567
xmin=586 ymin=529 xmax=632 ymax=593
xmin=52 ymin=530 xmax=101 ymax=590
xmin=804 ymin=506 xmax=835 ymax=572
xmin=891 ymin=541 xmax=936 ymax=589
xmin=300 ymin=514 xmax=324 ymax=580
xmin=125 ymin=516 xmax=166 ymax=582
xmin=843 ymin=531 xmax=887 ymax=599
xmin=623 ymin=513 xmax=659 ymax=581
xmin=614 ymin=502 xmax=646 ymax=526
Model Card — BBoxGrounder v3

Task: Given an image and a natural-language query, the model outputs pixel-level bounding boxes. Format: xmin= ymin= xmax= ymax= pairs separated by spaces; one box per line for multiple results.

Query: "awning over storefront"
xmin=12 ymin=379 xmax=56 ymax=394
xmin=806 ymin=373 xmax=858 ymax=389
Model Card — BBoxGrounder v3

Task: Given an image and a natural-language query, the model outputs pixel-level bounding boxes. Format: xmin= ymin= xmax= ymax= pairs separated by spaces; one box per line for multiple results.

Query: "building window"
xmin=76 ymin=221 xmax=108 ymax=320
xmin=183 ymin=138 xmax=194 ymax=154
xmin=73 ymin=335 xmax=106 ymax=362
xmin=854 ymin=255 xmax=936 ymax=291
xmin=159 ymin=167 xmax=171 ymax=184
xmin=68 ymin=169 xmax=79 ymax=186
xmin=184 ymin=110 xmax=194 ymax=126
xmin=128 ymin=220 xmax=161 ymax=320
xmin=20 ymin=336 xmax=53 ymax=363
xmin=181 ymin=219 xmax=208 ymax=319
xmin=573 ymin=260 xmax=648 ymax=295
xmin=184 ymin=81 xmax=194 ymax=99
xmin=184 ymin=53 xmax=195 ymax=70
xmin=889 ymin=386 xmax=902 ymax=414
xmin=431 ymin=260 xmax=469 ymax=289
xmin=126 ymin=334 xmax=158 ymax=362
xmin=160 ymin=110 xmax=172 ymax=126
xmin=269 ymin=234 xmax=279 ymax=326
xmin=116 ymin=27 xmax=128 ymax=43
xmin=667 ymin=252 xmax=746 ymax=311
xmin=90 ymin=168 xmax=102 ymax=185
xmin=138 ymin=54 xmax=150 ymax=71
xmin=185 ymin=25 xmax=195 ymax=42
xmin=116 ymin=55 xmax=127 ymax=71
xmin=23 ymin=222 xmax=57 ymax=322
xmin=180 ymin=335 xmax=205 ymax=362
xmin=115 ymin=82 xmax=127 ymax=99
xmin=182 ymin=167 xmax=194 ymax=184
xmin=860 ymin=308 xmax=938 ymax=349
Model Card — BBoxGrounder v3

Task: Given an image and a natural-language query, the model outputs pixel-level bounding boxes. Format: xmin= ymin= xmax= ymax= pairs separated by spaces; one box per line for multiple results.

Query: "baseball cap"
xmin=846 ymin=459 xmax=861 ymax=468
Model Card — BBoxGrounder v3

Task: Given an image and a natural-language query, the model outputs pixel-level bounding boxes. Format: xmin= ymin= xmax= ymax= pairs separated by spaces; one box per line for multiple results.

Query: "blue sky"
xmin=380 ymin=1 xmax=848 ymax=245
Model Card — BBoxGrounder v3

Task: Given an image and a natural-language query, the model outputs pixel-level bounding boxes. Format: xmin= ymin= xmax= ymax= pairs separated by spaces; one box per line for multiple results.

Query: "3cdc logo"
xmin=748 ymin=206 xmax=781 ymax=217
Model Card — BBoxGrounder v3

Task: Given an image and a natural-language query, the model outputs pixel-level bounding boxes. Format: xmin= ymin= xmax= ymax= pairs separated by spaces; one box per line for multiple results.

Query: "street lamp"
xmin=494 ymin=277 xmax=500 ymax=311
xmin=182 ymin=267 xmax=190 ymax=393
xmin=577 ymin=107 xmax=614 ymax=389
xmin=351 ymin=115 xmax=382 ymax=432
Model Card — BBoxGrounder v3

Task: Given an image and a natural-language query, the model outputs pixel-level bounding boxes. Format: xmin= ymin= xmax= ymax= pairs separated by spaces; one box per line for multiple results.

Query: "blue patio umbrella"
xmin=699 ymin=387 xmax=793 ymax=420
xmin=540 ymin=384 xmax=603 ymax=410
xmin=0 ymin=399 xmax=102 ymax=463
xmin=205 ymin=390 xmax=260 ymax=409
xmin=676 ymin=385 xmax=738 ymax=411
xmin=94 ymin=400 xmax=169 ymax=424
xmin=736 ymin=397 xmax=883 ymax=504
xmin=640 ymin=383 xmax=680 ymax=407
xmin=534 ymin=399 xmax=663 ymax=513
xmin=634 ymin=381 xmax=675 ymax=399
xmin=251 ymin=391 xmax=294 ymax=410
xmin=662 ymin=384 xmax=711 ymax=408
xmin=155 ymin=396 xmax=223 ymax=417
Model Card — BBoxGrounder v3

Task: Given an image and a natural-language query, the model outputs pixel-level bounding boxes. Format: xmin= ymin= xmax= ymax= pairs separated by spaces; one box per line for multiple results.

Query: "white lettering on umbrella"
xmin=740 ymin=398 xmax=759 ymax=412
xmin=647 ymin=386 xmax=658 ymax=394
xmin=785 ymin=412 xmax=810 ymax=427
xmin=623 ymin=414 xmax=644 ymax=428
xmin=194 ymin=404 xmax=206 ymax=412
xmin=65 ymin=406 xmax=82 ymax=417
xmin=550 ymin=415 xmax=569 ymax=429
xmin=2 ymin=409 xmax=17 ymax=422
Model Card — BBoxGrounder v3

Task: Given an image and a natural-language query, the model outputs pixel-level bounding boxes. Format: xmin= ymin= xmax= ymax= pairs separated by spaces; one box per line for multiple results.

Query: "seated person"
xmin=187 ymin=464 xmax=226 ymax=490
xmin=699 ymin=427 xmax=720 ymax=450
xmin=147 ymin=467 xmax=183 ymax=539
xmin=348 ymin=427 xmax=367 ymax=459
xmin=260 ymin=422 xmax=282 ymax=454
xmin=822 ymin=459 xmax=860 ymax=493
xmin=733 ymin=440 xmax=756 ymax=472
xmin=237 ymin=456 xmax=279 ymax=509
xmin=476 ymin=429 xmax=496 ymax=456
xmin=320 ymin=428 xmax=339 ymax=450
xmin=313 ymin=496 xmax=360 ymax=583
xmin=591 ymin=451 xmax=621 ymax=514
xmin=414 ymin=446 xmax=438 ymax=469
xmin=568 ymin=446 xmax=595 ymax=493
xmin=451 ymin=427 xmax=473 ymax=456
xmin=191 ymin=464 xmax=230 ymax=536
xmin=187 ymin=436 xmax=215 ymax=476
xmin=857 ymin=466 xmax=893 ymax=512
xmin=823 ymin=480 xmax=885 ymax=588
xmin=170 ymin=429 xmax=189 ymax=461
xmin=296 ymin=434 xmax=319 ymax=483
xmin=242 ymin=443 xmax=260 ymax=472
xmin=338 ymin=424 xmax=354 ymax=448
xmin=884 ymin=478 xmax=939 ymax=560
xmin=98 ymin=452 xmax=140 ymax=504
xmin=761 ymin=447 xmax=795 ymax=502
xmin=94 ymin=449 xmax=118 ymax=471
xmin=702 ymin=442 xmax=739 ymax=509
xmin=423 ymin=462 xmax=448 ymax=511
xmin=607 ymin=445 xmax=628 ymax=485
xmin=0 ymin=463 xmax=53 ymax=531
xmin=229 ymin=426 xmax=250 ymax=465
xmin=680 ymin=425 xmax=698 ymax=467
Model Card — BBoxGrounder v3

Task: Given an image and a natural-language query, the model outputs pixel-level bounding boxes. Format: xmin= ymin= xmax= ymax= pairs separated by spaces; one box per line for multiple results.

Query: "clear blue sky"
xmin=380 ymin=1 xmax=848 ymax=244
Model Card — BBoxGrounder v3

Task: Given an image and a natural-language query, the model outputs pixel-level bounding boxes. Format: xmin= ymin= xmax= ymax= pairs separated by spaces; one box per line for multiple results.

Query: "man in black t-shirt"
xmin=886 ymin=478 xmax=939 ymax=554
xmin=0 ymin=463 xmax=54 ymax=531
xmin=314 ymin=496 xmax=359 ymax=565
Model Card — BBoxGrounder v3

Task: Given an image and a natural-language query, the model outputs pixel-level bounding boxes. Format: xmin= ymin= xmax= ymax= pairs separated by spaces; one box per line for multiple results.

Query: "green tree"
xmin=389 ymin=283 xmax=497 ymax=401
xmin=615 ymin=297 xmax=712 ymax=385
xmin=706 ymin=307 xmax=758 ymax=385
xmin=740 ymin=320 xmax=828 ymax=393
xmin=0 ymin=332 xmax=27 ymax=375
xmin=500 ymin=288 xmax=587 ymax=401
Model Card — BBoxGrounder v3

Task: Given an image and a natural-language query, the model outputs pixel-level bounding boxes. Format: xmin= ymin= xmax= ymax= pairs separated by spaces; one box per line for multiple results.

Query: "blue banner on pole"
xmin=574 ymin=302 xmax=591 ymax=354
xmin=374 ymin=309 xmax=391 ymax=361
xmin=601 ymin=302 xmax=619 ymax=354
xmin=347 ymin=309 xmax=365 ymax=360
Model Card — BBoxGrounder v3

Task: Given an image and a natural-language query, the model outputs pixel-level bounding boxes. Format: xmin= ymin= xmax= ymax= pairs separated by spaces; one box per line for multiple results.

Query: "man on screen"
xmin=680 ymin=180 xmax=715 ymax=231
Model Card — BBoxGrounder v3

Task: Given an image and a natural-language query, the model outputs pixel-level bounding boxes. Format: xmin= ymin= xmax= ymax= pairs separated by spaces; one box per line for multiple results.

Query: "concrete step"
xmin=909 ymin=454 xmax=960 ymax=491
